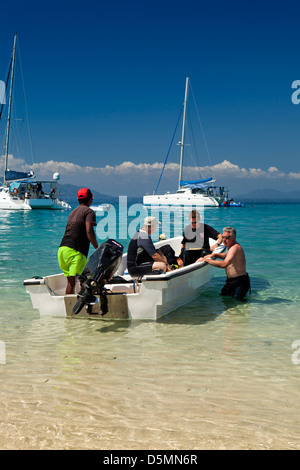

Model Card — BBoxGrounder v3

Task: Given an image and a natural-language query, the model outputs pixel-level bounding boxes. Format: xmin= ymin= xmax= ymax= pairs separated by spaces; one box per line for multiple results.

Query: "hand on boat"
xmin=197 ymin=255 xmax=212 ymax=263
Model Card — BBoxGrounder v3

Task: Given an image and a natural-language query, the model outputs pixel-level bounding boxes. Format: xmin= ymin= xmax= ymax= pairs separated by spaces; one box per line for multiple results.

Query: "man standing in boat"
xmin=127 ymin=216 xmax=169 ymax=276
xmin=181 ymin=210 xmax=222 ymax=265
xmin=197 ymin=226 xmax=250 ymax=301
xmin=58 ymin=188 xmax=98 ymax=294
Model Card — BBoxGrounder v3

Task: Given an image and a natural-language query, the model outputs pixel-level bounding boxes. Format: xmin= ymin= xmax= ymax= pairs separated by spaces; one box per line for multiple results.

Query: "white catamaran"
xmin=143 ymin=77 xmax=228 ymax=207
xmin=0 ymin=34 xmax=70 ymax=211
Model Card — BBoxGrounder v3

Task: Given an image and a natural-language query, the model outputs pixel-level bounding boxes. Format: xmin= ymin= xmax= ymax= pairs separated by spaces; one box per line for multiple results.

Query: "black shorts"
xmin=128 ymin=262 xmax=154 ymax=276
xmin=221 ymin=273 xmax=250 ymax=300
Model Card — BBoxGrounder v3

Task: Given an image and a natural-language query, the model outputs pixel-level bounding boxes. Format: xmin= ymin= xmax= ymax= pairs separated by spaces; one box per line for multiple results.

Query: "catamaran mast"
xmin=178 ymin=76 xmax=189 ymax=190
xmin=4 ymin=34 xmax=17 ymax=184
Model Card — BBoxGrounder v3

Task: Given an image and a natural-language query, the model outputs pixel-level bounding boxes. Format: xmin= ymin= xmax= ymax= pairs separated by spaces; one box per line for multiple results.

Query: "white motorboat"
xmin=143 ymin=77 xmax=228 ymax=207
xmin=0 ymin=35 xmax=70 ymax=211
xmin=0 ymin=173 xmax=71 ymax=210
xmin=24 ymin=237 xmax=225 ymax=321
xmin=0 ymin=186 xmax=31 ymax=210
xmin=90 ymin=203 xmax=111 ymax=213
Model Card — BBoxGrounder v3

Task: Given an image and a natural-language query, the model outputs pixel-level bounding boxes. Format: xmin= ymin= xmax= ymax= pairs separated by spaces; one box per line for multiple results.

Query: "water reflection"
xmin=1 ymin=204 xmax=300 ymax=449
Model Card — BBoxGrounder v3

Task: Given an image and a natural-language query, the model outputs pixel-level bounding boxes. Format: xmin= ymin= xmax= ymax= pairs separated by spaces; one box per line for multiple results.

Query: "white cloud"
xmin=179 ymin=160 xmax=289 ymax=180
xmin=288 ymin=171 xmax=300 ymax=179
xmin=1 ymin=155 xmax=299 ymax=195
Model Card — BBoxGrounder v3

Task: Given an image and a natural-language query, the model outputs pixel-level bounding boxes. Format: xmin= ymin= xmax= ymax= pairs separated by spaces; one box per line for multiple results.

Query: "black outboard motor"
xmin=72 ymin=239 xmax=124 ymax=315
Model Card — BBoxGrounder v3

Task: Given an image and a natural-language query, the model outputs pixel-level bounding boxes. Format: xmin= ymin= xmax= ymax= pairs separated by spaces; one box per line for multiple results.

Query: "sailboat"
xmin=143 ymin=77 xmax=228 ymax=207
xmin=0 ymin=34 xmax=70 ymax=210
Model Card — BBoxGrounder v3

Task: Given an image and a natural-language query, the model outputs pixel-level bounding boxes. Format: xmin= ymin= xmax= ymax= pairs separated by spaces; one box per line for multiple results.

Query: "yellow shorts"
xmin=58 ymin=246 xmax=87 ymax=277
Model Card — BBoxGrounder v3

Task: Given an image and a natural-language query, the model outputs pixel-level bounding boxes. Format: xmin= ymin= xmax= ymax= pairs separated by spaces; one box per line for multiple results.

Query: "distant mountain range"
xmin=58 ymin=184 xmax=117 ymax=202
xmin=234 ymin=188 xmax=300 ymax=203
xmin=58 ymin=184 xmax=300 ymax=204
xmin=58 ymin=183 xmax=142 ymax=204
xmin=59 ymin=184 xmax=300 ymax=204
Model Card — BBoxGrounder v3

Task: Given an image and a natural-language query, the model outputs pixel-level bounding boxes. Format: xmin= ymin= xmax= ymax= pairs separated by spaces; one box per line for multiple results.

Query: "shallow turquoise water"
xmin=0 ymin=203 xmax=299 ymax=449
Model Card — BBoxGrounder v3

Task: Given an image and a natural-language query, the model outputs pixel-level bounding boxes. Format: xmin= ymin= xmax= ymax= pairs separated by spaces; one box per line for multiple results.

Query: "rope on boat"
xmin=44 ymin=279 xmax=59 ymax=296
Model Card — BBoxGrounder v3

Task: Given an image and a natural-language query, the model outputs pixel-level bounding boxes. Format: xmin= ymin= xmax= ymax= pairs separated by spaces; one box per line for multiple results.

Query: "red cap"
xmin=77 ymin=188 xmax=93 ymax=199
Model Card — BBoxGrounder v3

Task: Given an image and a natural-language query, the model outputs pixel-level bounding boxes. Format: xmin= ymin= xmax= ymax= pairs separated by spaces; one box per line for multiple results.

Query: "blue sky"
xmin=0 ymin=0 xmax=300 ymax=197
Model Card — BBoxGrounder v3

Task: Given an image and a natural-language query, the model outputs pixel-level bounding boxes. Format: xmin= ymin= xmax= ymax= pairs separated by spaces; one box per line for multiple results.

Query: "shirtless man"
xmin=197 ymin=226 xmax=250 ymax=300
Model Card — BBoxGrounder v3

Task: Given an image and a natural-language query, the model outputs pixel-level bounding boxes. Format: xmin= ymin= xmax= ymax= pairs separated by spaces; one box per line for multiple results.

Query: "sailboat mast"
xmin=178 ymin=76 xmax=189 ymax=190
xmin=4 ymin=34 xmax=17 ymax=184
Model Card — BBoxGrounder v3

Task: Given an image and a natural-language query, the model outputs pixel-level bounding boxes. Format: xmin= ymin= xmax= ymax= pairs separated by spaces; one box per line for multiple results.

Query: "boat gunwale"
xmin=141 ymin=245 xmax=226 ymax=282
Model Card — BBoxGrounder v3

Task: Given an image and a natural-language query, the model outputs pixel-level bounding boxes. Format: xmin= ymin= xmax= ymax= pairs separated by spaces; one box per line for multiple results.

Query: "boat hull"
xmin=26 ymin=198 xmax=70 ymax=210
xmin=0 ymin=187 xmax=70 ymax=210
xmin=126 ymin=263 xmax=215 ymax=320
xmin=90 ymin=204 xmax=111 ymax=213
xmin=143 ymin=193 xmax=219 ymax=207
xmin=0 ymin=191 xmax=31 ymax=210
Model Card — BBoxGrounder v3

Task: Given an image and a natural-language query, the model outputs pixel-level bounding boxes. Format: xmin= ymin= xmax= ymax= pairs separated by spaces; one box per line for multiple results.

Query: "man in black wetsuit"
xmin=181 ymin=210 xmax=222 ymax=265
xmin=127 ymin=216 xmax=169 ymax=276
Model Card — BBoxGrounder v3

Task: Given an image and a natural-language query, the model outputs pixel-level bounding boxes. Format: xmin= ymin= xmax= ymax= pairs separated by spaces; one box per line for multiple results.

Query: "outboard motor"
xmin=72 ymin=239 xmax=124 ymax=315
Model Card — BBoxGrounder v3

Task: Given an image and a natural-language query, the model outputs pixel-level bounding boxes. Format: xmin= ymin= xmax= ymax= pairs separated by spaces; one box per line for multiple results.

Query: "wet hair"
xmin=223 ymin=226 xmax=236 ymax=237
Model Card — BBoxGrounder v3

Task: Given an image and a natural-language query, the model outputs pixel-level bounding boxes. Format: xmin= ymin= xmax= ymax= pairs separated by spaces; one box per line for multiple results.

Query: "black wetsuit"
xmin=181 ymin=223 xmax=220 ymax=265
xmin=127 ymin=230 xmax=156 ymax=276
xmin=221 ymin=273 xmax=251 ymax=300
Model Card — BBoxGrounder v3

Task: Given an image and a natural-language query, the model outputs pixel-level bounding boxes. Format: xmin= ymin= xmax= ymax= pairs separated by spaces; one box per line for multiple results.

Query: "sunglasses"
xmin=222 ymin=235 xmax=231 ymax=240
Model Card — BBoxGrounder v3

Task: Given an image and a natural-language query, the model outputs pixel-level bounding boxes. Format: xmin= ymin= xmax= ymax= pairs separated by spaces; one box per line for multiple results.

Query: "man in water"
xmin=127 ymin=216 xmax=170 ymax=276
xmin=181 ymin=209 xmax=222 ymax=265
xmin=197 ymin=226 xmax=250 ymax=301
xmin=58 ymin=188 xmax=98 ymax=294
